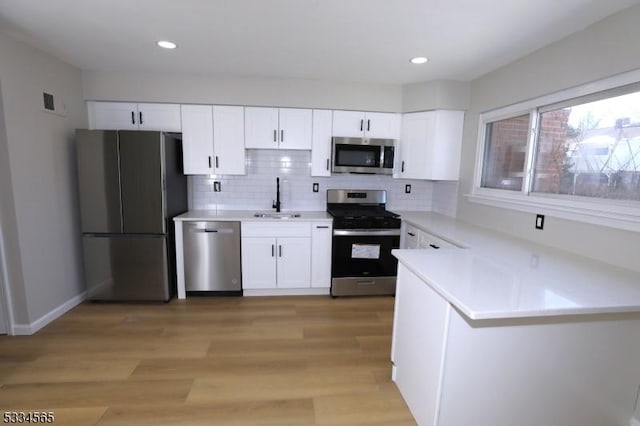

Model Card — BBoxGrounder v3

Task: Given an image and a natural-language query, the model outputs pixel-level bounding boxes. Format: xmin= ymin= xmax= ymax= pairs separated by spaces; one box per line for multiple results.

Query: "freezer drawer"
xmin=82 ymin=235 xmax=170 ymax=301
xmin=183 ymin=221 xmax=242 ymax=292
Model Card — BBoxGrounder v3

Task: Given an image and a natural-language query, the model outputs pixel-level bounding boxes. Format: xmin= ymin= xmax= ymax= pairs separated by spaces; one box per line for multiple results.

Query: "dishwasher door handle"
xmin=192 ymin=228 xmax=234 ymax=235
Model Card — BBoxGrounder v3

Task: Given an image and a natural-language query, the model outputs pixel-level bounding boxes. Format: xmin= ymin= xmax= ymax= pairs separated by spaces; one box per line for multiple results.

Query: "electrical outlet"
xmin=535 ymin=214 xmax=544 ymax=230
xmin=213 ymin=181 xmax=221 ymax=192
xmin=405 ymin=184 xmax=411 ymax=194
xmin=313 ymin=183 xmax=319 ymax=193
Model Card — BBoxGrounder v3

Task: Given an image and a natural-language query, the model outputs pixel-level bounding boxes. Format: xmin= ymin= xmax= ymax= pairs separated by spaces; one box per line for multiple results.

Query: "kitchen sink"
xmin=253 ymin=212 xmax=302 ymax=219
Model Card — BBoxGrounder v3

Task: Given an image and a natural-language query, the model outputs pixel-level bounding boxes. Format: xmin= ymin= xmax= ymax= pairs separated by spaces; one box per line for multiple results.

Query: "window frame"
xmin=468 ymin=69 xmax=640 ymax=232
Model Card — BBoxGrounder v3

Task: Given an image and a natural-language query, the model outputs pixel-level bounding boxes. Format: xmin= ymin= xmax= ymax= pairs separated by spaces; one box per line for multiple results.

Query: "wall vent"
xmin=42 ymin=92 xmax=66 ymax=116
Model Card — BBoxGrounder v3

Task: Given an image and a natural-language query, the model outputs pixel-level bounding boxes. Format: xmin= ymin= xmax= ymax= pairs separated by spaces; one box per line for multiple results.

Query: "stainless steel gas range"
xmin=326 ymin=189 xmax=401 ymax=296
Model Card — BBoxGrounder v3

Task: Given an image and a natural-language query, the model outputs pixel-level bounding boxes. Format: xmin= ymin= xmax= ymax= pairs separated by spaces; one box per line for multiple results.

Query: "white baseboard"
xmin=243 ymin=288 xmax=330 ymax=297
xmin=11 ymin=291 xmax=86 ymax=335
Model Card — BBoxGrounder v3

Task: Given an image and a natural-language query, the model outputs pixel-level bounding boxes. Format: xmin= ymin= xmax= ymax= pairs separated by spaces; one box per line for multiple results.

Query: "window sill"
xmin=465 ymin=190 xmax=640 ymax=232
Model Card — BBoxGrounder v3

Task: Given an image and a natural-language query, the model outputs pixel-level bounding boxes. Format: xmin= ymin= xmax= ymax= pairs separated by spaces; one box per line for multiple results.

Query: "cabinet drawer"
xmin=404 ymin=224 xmax=420 ymax=249
xmin=242 ymin=222 xmax=311 ymax=237
xmin=418 ymin=230 xmax=457 ymax=249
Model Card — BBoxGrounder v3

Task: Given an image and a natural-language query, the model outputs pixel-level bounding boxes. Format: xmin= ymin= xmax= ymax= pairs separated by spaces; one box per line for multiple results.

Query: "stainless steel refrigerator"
xmin=75 ymin=129 xmax=187 ymax=301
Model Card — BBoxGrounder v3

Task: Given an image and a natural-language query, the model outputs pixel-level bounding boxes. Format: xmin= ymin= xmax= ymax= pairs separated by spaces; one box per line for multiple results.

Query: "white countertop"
xmin=174 ymin=210 xmax=333 ymax=222
xmin=393 ymin=211 xmax=640 ymax=320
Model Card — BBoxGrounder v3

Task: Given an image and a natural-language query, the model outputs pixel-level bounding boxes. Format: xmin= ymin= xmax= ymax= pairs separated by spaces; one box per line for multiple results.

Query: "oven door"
xmin=331 ymin=229 xmax=399 ymax=296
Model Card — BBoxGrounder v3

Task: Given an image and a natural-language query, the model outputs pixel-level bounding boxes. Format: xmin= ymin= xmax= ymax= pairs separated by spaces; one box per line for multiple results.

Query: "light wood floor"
xmin=0 ymin=296 xmax=416 ymax=425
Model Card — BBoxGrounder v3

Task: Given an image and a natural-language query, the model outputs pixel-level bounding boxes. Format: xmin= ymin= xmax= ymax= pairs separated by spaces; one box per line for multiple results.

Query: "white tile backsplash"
xmin=432 ymin=181 xmax=459 ymax=217
xmin=190 ymin=149 xmax=458 ymax=213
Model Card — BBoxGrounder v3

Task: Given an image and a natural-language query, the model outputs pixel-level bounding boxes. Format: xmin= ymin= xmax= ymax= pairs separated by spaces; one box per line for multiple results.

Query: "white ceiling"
xmin=1 ymin=0 xmax=639 ymax=85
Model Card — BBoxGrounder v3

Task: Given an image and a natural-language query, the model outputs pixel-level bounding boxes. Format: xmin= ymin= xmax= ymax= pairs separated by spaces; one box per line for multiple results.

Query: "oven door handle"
xmin=333 ymin=229 xmax=401 ymax=237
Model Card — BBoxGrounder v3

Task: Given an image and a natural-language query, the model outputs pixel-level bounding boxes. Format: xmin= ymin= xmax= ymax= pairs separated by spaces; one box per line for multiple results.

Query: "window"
xmin=532 ymin=90 xmax=640 ymax=201
xmin=471 ymin=71 xmax=640 ymax=231
xmin=481 ymin=114 xmax=530 ymax=191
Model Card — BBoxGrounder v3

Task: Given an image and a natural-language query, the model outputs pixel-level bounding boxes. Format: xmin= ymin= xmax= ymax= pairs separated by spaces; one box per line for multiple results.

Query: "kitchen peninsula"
xmin=391 ymin=213 xmax=640 ymax=426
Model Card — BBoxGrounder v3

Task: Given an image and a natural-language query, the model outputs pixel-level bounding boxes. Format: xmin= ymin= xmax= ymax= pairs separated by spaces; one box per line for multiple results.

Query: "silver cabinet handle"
xmin=280 ymin=129 xmax=284 ymax=142
xmin=273 ymin=130 xmax=277 ymax=142
xmin=271 ymin=244 xmax=275 ymax=257
xmin=215 ymin=156 xmax=219 ymax=168
xmin=316 ymin=225 xmax=329 ymax=229
xmin=279 ymin=245 xmax=282 ymax=257
xmin=208 ymin=156 xmax=212 ymax=168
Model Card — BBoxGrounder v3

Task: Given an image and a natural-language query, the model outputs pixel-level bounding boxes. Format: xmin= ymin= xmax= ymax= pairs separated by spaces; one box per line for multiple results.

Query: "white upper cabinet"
xmin=311 ymin=109 xmax=333 ymax=177
xmin=245 ymin=107 xmax=312 ymax=150
xmin=397 ymin=110 xmax=464 ymax=180
xmin=88 ymin=101 xmax=181 ymax=132
xmin=180 ymin=104 xmax=246 ymax=175
xmin=332 ymin=110 xmax=400 ymax=139
xmin=213 ymin=106 xmax=246 ymax=175
xmin=181 ymin=105 xmax=214 ymax=175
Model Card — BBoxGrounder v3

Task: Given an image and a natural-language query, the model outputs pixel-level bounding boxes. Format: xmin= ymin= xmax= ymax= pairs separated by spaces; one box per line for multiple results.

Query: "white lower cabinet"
xmin=241 ymin=222 xmax=312 ymax=290
xmin=241 ymin=237 xmax=279 ymax=289
xmin=401 ymin=221 xmax=457 ymax=250
xmin=392 ymin=264 xmax=450 ymax=425
xmin=310 ymin=222 xmax=332 ymax=288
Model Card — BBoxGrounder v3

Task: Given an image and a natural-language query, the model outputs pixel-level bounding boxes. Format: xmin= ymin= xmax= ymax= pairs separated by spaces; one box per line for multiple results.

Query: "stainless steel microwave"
xmin=331 ymin=137 xmax=395 ymax=175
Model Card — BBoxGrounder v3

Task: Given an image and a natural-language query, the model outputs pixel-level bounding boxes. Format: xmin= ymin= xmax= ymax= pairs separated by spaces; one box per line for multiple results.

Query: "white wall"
xmin=0 ymin=31 xmax=87 ymax=331
xmin=402 ymin=80 xmax=470 ymax=112
xmin=457 ymin=4 xmax=640 ymax=272
xmin=82 ymin=71 xmax=404 ymax=112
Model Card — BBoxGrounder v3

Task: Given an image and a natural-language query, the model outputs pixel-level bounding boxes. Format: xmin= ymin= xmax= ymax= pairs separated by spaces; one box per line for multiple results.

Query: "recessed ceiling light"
xmin=157 ymin=40 xmax=177 ymax=49
xmin=410 ymin=57 xmax=428 ymax=64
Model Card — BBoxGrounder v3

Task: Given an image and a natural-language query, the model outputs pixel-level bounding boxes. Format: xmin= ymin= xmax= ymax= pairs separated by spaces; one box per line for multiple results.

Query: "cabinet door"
xmin=181 ymin=104 xmax=214 ymax=175
xmin=276 ymin=237 xmax=311 ymax=288
xmin=398 ymin=110 xmax=464 ymax=180
xmin=241 ymin=237 xmax=277 ymax=289
xmin=137 ymin=103 xmax=182 ymax=132
xmin=392 ymin=264 xmax=450 ymax=426
xmin=429 ymin=110 xmax=464 ymax=180
xmin=365 ymin=112 xmax=400 ymax=139
xmin=311 ymin=110 xmax=333 ymax=177
xmin=88 ymin=101 xmax=138 ymax=130
xmin=332 ymin=110 xmax=366 ymax=138
xmin=278 ymin=108 xmax=312 ymax=150
xmin=245 ymin=107 xmax=279 ymax=149
xmin=398 ymin=111 xmax=435 ymax=179
xmin=213 ymin=106 xmax=246 ymax=175
xmin=311 ymin=223 xmax=332 ymax=288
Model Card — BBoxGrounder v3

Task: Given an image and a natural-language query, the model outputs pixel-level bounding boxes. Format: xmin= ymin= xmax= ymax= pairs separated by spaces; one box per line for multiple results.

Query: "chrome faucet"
xmin=272 ymin=177 xmax=281 ymax=212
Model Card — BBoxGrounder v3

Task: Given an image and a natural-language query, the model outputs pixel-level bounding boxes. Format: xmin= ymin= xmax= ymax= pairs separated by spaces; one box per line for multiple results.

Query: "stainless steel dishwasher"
xmin=183 ymin=221 xmax=242 ymax=294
